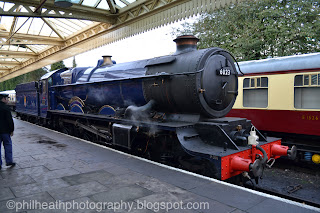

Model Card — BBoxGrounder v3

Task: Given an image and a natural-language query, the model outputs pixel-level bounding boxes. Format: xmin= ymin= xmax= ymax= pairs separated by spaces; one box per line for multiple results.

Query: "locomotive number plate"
xmin=217 ymin=68 xmax=231 ymax=76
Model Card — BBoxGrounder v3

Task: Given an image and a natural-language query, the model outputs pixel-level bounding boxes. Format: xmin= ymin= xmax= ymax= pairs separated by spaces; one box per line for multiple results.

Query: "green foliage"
xmin=173 ymin=0 xmax=320 ymax=61
xmin=72 ymin=56 xmax=77 ymax=68
xmin=0 ymin=61 xmax=66 ymax=91
xmin=0 ymin=68 xmax=47 ymax=91
xmin=50 ymin=61 xmax=66 ymax=71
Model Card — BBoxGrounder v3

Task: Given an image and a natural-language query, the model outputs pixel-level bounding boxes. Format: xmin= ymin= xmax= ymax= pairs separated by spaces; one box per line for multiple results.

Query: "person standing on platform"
xmin=0 ymin=93 xmax=16 ymax=169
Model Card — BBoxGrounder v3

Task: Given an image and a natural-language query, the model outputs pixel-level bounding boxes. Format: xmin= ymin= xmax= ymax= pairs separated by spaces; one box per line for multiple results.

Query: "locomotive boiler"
xmin=15 ymin=35 xmax=296 ymax=182
xmin=55 ymin=35 xmax=237 ymax=118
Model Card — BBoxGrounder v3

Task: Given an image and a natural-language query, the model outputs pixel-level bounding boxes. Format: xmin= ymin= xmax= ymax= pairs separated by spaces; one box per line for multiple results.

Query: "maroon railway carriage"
xmin=227 ymin=53 xmax=320 ymax=164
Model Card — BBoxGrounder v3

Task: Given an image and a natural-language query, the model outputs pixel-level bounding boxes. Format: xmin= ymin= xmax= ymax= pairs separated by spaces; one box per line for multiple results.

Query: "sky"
xmin=63 ymin=21 xmax=187 ymax=68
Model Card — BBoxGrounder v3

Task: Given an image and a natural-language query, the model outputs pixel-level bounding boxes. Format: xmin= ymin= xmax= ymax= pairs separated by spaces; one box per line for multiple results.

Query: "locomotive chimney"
xmin=102 ymin=55 xmax=113 ymax=66
xmin=173 ymin=35 xmax=199 ymax=54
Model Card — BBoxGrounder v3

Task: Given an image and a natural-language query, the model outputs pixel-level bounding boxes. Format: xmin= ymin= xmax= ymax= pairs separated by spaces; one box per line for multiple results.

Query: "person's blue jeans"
xmin=0 ymin=133 xmax=13 ymax=166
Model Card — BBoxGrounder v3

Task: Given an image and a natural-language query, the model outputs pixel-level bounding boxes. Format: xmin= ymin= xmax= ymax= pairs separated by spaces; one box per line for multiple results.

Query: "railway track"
xmin=245 ymin=182 xmax=320 ymax=208
xmin=245 ymin=158 xmax=320 ymax=208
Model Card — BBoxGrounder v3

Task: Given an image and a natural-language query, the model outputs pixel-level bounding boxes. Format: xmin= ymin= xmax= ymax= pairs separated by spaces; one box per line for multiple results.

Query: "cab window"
xmin=42 ymin=80 xmax=47 ymax=93
xmin=294 ymin=73 xmax=320 ymax=109
xmin=243 ymin=77 xmax=268 ymax=108
xmin=48 ymin=77 xmax=53 ymax=87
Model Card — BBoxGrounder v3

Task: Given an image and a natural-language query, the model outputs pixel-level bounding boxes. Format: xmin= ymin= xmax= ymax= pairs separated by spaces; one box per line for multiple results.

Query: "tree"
xmin=50 ymin=61 xmax=66 ymax=71
xmin=72 ymin=56 xmax=77 ymax=68
xmin=173 ymin=0 xmax=320 ymax=61
xmin=0 ymin=68 xmax=47 ymax=91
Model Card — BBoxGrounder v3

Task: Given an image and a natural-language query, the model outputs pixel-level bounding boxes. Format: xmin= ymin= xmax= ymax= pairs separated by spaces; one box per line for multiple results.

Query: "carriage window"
xmin=243 ymin=78 xmax=250 ymax=88
xmin=294 ymin=73 xmax=320 ymax=109
xmin=311 ymin=74 xmax=318 ymax=85
xmin=304 ymin=75 xmax=309 ymax=86
xmin=250 ymin=78 xmax=255 ymax=87
xmin=257 ymin=78 xmax=261 ymax=87
xmin=261 ymin=77 xmax=268 ymax=87
xmin=243 ymin=77 xmax=268 ymax=108
xmin=294 ymin=75 xmax=303 ymax=86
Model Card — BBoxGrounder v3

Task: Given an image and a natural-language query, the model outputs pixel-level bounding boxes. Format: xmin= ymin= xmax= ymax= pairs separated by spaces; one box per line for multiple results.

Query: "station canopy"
xmin=0 ymin=0 xmax=237 ymax=81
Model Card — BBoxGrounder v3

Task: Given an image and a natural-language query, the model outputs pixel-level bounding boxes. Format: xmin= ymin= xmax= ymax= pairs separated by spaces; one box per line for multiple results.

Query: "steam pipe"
xmin=124 ymin=100 xmax=156 ymax=119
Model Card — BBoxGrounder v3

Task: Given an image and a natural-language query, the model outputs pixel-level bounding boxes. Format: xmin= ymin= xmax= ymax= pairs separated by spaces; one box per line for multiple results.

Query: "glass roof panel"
xmin=82 ymin=0 xmax=98 ymax=7
xmin=28 ymin=45 xmax=49 ymax=53
xmin=50 ymin=19 xmax=80 ymax=33
xmin=71 ymin=0 xmax=82 ymax=4
xmin=12 ymin=58 xmax=25 ymax=62
xmin=0 ymin=16 xmax=14 ymax=32
xmin=97 ymin=0 xmax=110 ymax=10
xmin=3 ymin=2 xmax=14 ymax=12
xmin=115 ymin=0 xmax=127 ymax=8
xmin=4 ymin=45 xmax=32 ymax=52
xmin=67 ymin=19 xmax=91 ymax=29
xmin=38 ymin=22 xmax=57 ymax=37
xmin=20 ymin=6 xmax=29 ymax=13
xmin=0 ymin=45 xmax=9 ymax=51
xmin=15 ymin=17 xmax=32 ymax=34
xmin=61 ymin=20 xmax=82 ymax=31
xmin=29 ymin=18 xmax=45 ymax=35
xmin=0 ymin=0 xmax=140 ymax=77
xmin=47 ymin=20 xmax=73 ymax=35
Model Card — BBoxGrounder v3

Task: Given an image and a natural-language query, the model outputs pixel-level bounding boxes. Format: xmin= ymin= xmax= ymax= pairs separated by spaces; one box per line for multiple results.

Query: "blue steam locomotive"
xmin=15 ymin=35 xmax=295 ymax=182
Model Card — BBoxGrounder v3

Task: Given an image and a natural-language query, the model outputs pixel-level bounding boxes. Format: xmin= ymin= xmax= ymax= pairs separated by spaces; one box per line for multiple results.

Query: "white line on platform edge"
xmin=16 ymin=118 xmax=320 ymax=212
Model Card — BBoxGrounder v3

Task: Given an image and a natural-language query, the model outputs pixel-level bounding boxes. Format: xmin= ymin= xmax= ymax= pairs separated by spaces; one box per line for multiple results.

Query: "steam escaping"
xmin=124 ymin=100 xmax=159 ymax=135
xmin=124 ymin=100 xmax=155 ymax=120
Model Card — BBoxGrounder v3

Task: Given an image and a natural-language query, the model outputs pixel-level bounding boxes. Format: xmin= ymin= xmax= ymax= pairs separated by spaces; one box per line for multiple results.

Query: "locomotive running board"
xmin=176 ymin=125 xmax=245 ymax=159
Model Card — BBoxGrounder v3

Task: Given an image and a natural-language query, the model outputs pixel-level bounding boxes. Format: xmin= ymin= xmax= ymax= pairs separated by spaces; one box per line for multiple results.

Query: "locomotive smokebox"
xmin=144 ymin=35 xmax=239 ymax=118
xmin=173 ymin=35 xmax=199 ymax=54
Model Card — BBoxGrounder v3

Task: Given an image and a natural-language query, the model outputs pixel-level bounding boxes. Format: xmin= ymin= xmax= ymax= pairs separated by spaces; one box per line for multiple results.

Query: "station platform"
xmin=0 ymin=118 xmax=319 ymax=213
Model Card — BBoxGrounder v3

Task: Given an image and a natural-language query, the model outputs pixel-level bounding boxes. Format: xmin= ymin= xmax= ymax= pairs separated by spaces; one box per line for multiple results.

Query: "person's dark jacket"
xmin=0 ymin=101 xmax=14 ymax=134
